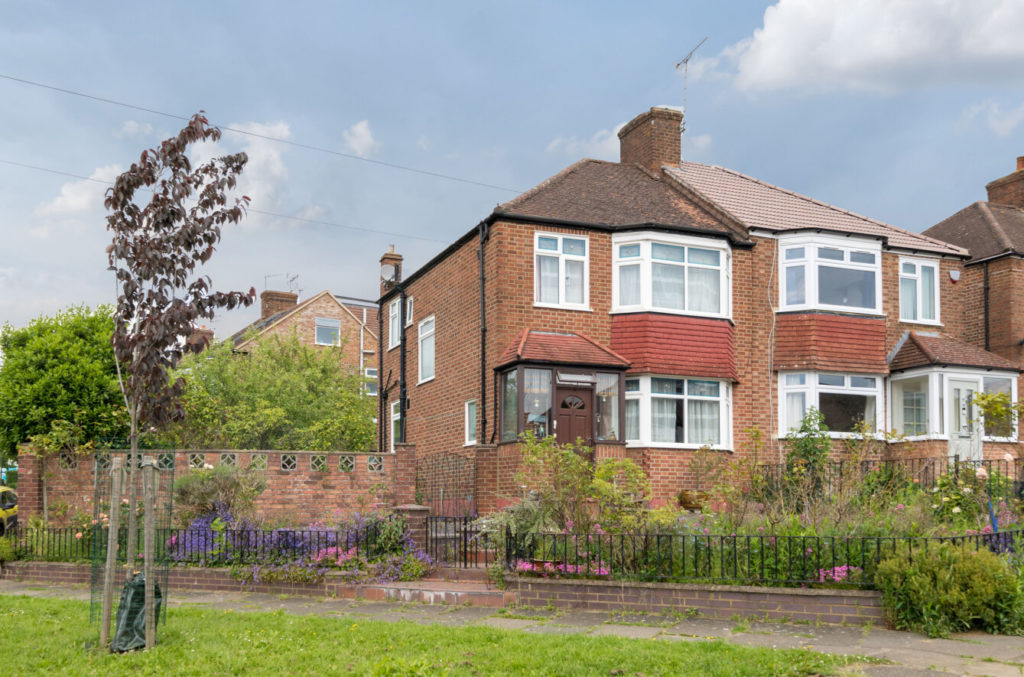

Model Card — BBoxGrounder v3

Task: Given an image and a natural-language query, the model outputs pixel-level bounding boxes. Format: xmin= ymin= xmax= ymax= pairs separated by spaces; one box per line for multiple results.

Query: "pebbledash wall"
xmin=15 ymin=449 xmax=416 ymax=527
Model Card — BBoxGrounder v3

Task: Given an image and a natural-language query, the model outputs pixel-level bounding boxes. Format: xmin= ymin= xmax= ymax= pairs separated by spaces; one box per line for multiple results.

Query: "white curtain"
xmin=536 ymin=255 xmax=559 ymax=303
xmin=900 ymin=277 xmax=917 ymax=320
xmin=785 ymin=392 xmax=806 ymax=431
xmin=625 ymin=399 xmax=639 ymax=441
xmin=619 ymin=264 xmax=640 ymax=306
xmin=651 ymin=398 xmax=680 ymax=443
xmin=652 ymin=263 xmax=684 ymax=310
xmin=565 ymin=259 xmax=584 ymax=304
xmin=688 ymin=268 xmax=720 ymax=313
xmin=688 ymin=400 xmax=719 ymax=445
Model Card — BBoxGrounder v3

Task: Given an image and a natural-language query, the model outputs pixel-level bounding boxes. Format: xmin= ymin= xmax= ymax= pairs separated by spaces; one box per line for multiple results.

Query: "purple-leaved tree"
xmin=105 ymin=112 xmax=255 ymax=568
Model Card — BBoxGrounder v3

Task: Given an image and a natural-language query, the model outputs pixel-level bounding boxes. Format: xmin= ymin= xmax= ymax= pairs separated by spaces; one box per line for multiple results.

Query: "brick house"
xmin=379 ymin=107 xmax=1022 ymax=510
xmin=233 ymin=289 xmax=379 ymax=391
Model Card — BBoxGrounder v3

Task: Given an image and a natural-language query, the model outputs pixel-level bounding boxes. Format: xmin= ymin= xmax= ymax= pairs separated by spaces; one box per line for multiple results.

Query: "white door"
xmin=948 ymin=379 xmax=980 ymax=461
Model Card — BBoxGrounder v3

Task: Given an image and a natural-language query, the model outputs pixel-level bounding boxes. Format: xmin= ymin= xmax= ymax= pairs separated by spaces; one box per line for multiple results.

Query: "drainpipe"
xmin=377 ymin=300 xmax=384 ymax=454
xmin=984 ymin=262 xmax=991 ymax=351
xmin=478 ymin=220 xmax=490 ymax=444
xmin=399 ymin=288 xmax=408 ymax=443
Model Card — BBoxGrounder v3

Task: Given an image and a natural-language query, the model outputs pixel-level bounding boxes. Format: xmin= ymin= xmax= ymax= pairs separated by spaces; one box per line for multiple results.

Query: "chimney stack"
xmin=379 ymin=245 xmax=403 ymax=296
xmin=260 ymin=290 xmax=298 ymax=319
xmin=186 ymin=326 xmax=215 ymax=353
xmin=985 ymin=155 xmax=1024 ymax=208
xmin=618 ymin=107 xmax=683 ymax=171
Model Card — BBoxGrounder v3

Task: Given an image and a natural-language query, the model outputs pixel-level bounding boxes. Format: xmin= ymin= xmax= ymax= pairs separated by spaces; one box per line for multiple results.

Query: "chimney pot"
xmin=1017 ymin=155 xmax=1024 ymax=171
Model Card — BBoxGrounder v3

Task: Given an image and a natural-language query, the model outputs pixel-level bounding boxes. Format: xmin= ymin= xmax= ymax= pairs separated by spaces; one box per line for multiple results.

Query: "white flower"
xmin=976 ymin=467 xmax=989 ymax=481
xmin=1005 ymin=453 xmax=1015 ymax=463
xmin=932 ymin=487 xmax=939 ymax=493
xmin=203 ymin=463 xmax=214 ymax=470
xmin=932 ymin=504 xmax=939 ymax=509
xmin=963 ymin=487 xmax=972 ymax=494
xmin=951 ymin=507 xmax=961 ymax=514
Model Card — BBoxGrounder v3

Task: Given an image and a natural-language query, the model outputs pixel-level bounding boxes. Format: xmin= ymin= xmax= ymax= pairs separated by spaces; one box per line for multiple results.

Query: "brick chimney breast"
xmin=618 ymin=107 xmax=683 ymax=171
xmin=260 ymin=290 xmax=298 ymax=320
xmin=985 ymin=155 xmax=1024 ymax=208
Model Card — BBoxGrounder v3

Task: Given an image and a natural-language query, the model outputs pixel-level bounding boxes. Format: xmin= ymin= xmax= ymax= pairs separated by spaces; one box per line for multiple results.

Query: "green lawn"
xmin=0 ymin=595 xmax=861 ymax=676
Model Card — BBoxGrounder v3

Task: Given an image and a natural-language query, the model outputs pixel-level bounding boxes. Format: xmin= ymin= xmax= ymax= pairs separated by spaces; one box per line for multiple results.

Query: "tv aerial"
xmin=675 ymin=36 xmax=707 ymax=156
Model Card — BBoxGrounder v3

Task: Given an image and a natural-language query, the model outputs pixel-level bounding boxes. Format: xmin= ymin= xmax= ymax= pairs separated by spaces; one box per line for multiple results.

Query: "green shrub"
xmin=172 ymin=464 xmax=266 ymax=522
xmin=0 ymin=535 xmax=16 ymax=564
xmin=876 ymin=543 xmax=1024 ymax=637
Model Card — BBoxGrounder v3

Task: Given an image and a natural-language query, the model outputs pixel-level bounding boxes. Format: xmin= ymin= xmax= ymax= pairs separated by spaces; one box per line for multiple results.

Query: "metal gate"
xmin=427 ymin=516 xmax=485 ymax=568
xmin=415 ymin=452 xmax=477 ymax=517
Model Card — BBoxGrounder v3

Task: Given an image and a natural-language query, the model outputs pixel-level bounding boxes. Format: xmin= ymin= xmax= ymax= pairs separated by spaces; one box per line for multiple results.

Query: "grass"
xmin=0 ymin=594 xmax=865 ymax=676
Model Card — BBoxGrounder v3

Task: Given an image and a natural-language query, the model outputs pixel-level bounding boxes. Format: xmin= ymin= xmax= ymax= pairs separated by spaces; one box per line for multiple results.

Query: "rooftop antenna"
xmin=675 ymin=36 xmax=707 ymax=159
xmin=262 ymin=273 xmax=302 ymax=296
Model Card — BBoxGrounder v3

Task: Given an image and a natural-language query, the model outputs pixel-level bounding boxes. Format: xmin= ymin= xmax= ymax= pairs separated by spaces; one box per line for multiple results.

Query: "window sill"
xmin=315 ymin=342 xmax=340 ymax=348
xmin=610 ymin=308 xmax=731 ymax=321
xmin=417 ymin=376 xmax=435 ymax=386
xmin=898 ymin=319 xmax=943 ymax=328
xmin=463 ymin=441 xmax=477 ymax=447
xmin=387 ymin=343 xmax=400 ymax=352
xmin=533 ymin=302 xmax=593 ymax=313
xmin=625 ymin=442 xmax=732 ymax=452
xmin=778 ymin=431 xmax=884 ymax=440
xmin=777 ymin=307 xmax=885 ymax=317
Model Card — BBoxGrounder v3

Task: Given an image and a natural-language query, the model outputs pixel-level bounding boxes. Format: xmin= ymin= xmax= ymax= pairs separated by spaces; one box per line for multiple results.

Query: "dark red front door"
xmin=555 ymin=387 xmax=591 ymax=446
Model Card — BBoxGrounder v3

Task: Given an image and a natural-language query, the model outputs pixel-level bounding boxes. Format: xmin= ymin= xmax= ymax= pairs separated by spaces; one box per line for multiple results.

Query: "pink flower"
xmin=91 ymin=519 xmax=98 ymax=525
xmin=75 ymin=532 xmax=83 ymax=540
xmin=895 ymin=504 xmax=905 ymax=511
xmin=975 ymin=467 xmax=989 ymax=481
xmin=703 ymin=528 xmax=710 ymax=534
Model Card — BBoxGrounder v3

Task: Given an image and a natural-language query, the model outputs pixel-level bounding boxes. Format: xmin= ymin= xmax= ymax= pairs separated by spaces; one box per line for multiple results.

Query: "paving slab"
xmin=477 ymin=617 xmax=540 ymax=631
xmin=590 ymin=624 xmax=663 ymax=639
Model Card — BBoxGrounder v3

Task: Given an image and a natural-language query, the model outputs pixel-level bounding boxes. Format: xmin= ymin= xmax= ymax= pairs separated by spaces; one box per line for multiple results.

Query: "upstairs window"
xmin=464 ymin=400 xmax=477 ymax=445
xmin=388 ymin=299 xmax=401 ymax=350
xmin=405 ymin=297 xmax=414 ymax=327
xmin=418 ymin=316 xmax=435 ymax=383
xmin=364 ymin=367 xmax=378 ymax=397
xmin=613 ymin=234 xmax=729 ymax=317
xmin=780 ymin=236 xmax=881 ymax=314
xmin=315 ymin=317 xmax=341 ymax=346
xmin=899 ymin=258 xmax=939 ymax=324
xmin=535 ymin=233 xmax=588 ymax=309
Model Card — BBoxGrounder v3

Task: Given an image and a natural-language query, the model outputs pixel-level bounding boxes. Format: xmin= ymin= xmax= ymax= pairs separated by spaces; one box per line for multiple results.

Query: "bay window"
xmin=613 ymin=233 xmax=730 ymax=317
xmin=899 ymin=258 xmax=939 ymax=324
xmin=888 ymin=370 xmax=1018 ymax=441
xmin=535 ymin=233 xmax=588 ymax=309
xmin=780 ymin=235 xmax=881 ymax=314
xmin=624 ymin=375 xmax=731 ymax=449
xmin=499 ymin=367 xmax=625 ymax=443
xmin=780 ymin=372 xmax=882 ymax=435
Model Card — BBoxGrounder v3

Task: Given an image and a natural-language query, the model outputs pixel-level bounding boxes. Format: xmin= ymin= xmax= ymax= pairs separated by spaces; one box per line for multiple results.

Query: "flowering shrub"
xmin=513 ymin=559 xmax=610 ymax=577
xmin=817 ymin=565 xmax=862 ymax=584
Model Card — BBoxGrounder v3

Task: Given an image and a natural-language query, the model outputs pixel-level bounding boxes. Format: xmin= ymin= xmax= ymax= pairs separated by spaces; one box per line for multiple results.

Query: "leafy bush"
xmin=0 ymin=535 xmax=16 ymax=565
xmin=173 ymin=464 xmax=266 ymax=523
xmin=876 ymin=543 xmax=1024 ymax=637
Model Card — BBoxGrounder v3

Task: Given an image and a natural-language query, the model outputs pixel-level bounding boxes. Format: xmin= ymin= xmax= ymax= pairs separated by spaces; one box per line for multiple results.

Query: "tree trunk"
xmin=124 ymin=405 xmax=140 ymax=579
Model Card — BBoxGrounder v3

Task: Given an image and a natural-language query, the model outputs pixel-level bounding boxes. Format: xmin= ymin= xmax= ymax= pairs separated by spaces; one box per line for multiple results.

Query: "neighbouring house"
xmin=378 ymin=106 xmax=1022 ymax=511
xmin=232 ymin=289 xmax=379 ymax=392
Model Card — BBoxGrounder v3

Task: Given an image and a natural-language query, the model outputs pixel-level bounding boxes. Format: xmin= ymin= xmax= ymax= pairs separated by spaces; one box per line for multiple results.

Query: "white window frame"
xmin=778 ymin=234 xmax=883 ymax=315
xmin=533 ymin=232 xmax=590 ymax=311
xmin=405 ymin=297 xmax=414 ymax=327
xmin=364 ymin=367 xmax=378 ymax=397
xmin=623 ymin=375 xmax=732 ymax=450
xmin=417 ymin=315 xmax=435 ymax=384
xmin=464 ymin=399 xmax=477 ymax=446
xmin=898 ymin=257 xmax=941 ymax=325
xmin=778 ymin=371 xmax=884 ymax=438
xmin=314 ymin=317 xmax=341 ymax=347
xmin=887 ymin=368 xmax=1018 ymax=442
xmin=389 ymin=400 xmax=401 ymax=453
xmin=612 ymin=231 xmax=732 ymax=319
xmin=387 ymin=299 xmax=401 ymax=350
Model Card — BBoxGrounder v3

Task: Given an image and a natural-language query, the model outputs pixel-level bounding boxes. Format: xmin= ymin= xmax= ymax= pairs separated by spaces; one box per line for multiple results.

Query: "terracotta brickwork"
xmin=618 ymin=107 xmax=682 ymax=171
xmin=611 ymin=314 xmax=736 ymax=380
xmin=986 ymin=159 xmax=1024 ymax=207
xmin=774 ymin=314 xmax=888 ymax=373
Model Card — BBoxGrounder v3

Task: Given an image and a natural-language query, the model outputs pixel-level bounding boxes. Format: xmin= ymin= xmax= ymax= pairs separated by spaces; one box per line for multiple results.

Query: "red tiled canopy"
xmin=889 ymin=332 xmax=1021 ymax=372
xmin=496 ymin=329 xmax=631 ymax=369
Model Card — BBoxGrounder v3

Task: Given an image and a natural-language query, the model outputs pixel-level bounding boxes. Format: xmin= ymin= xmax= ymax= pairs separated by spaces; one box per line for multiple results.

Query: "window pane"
xmin=688 ymin=380 xmax=719 ymax=397
xmin=563 ymin=238 xmax=586 ymax=256
xmin=818 ymin=374 xmax=844 ymax=386
xmin=619 ymin=264 xmax=641 ymax=306
xmin=652 ymin=243 xmax=685 ymax=262
xmin=625 ymin=399 xmax=639 ymax=441
xmin=784 ymin=247 xmax=804 ymax=260
xmin=420 ymin=317 xmax=434 ymax=334
xmin=536 ymin=255 xmax=559 ymax=303
xmin=785 ymin=374 xmax=806 ymax=386
xmin=688 ymin=248 xmax=720 ymax=266
xmin=893 ymin=376 xmax=929 ymax=436
xmin=652 ymin=263 xmax=685 ymax=309
xmin=652 ymin=378 xmax=684 ymax=395
xmin=619 ymin=244 xmax=640 ymax=258
xmin=565 ymin=259 xmax=584 ymax=304
xmin=921 ymin=265 xmax=936 ymax=320
xmin=419 ymin=333 xmax=435 ymax=381
xmin=523 ymin=368 xmax=552 ymax=437
xmin=902 ymin=262 xmax=916 ymax=274
xmin=537 ymin=237 xmax=558 ymax=251
xmin=819 ymin=393 xmax=875 ymax=432
xmin=652 ymin=398 xmax=684 ymax=443
xmin=850 ymin=377 xmax=876 ymax=388
xmin=785 ymin=266 xmax=805 ymax=305
xmin=983 ymin=377 xmax=1014 ymax=436
xmin=316 ymin=324 xmax=340 ymax=346
xmin=819 ymin=265 xmax=875 ymax=309
xmin=466 ymin=401 xmax=477 ymax=443
xmin=625 ymin=379 xmax=639 ymax=392
xmin=501 ymin=371 xmax=518 ymax=442
xmin=819 ymin=247 xmax=844 ymax=260
xmin=900 ymin=277 xmax=918 ymax=320
xmin=688 ymin=267 xmax=720 ymax=313
xmin=596 ymin=373 xmax=619 ymax=441
xmin=850 ymin=252 xmax=875 ymax=264
xmin=688 ymin=400 xmax=720 ymax=445
xmin=785 ymin=392 xmax=806 ymax=431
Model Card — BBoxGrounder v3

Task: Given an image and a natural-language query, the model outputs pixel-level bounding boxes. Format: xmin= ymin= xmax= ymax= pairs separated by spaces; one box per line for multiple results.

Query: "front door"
xmin=948 ymin=379 xmax=980 ymax=461
xmin=555 ymin=387 xmax=592 ymax=447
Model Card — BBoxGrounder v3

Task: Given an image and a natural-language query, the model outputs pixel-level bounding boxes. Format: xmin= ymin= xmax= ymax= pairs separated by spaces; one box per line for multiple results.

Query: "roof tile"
xmin=496 ymin=329 xmax=631 ymax=369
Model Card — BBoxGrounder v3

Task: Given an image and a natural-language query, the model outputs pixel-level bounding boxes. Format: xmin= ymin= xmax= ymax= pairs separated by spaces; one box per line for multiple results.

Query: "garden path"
xmin=2 ymin=579 xmax=1022 ymax=676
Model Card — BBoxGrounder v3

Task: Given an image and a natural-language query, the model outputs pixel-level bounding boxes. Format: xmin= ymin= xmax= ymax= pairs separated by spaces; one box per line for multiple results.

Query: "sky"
xmin=2 ymin=0 xmax=1024 ymax=339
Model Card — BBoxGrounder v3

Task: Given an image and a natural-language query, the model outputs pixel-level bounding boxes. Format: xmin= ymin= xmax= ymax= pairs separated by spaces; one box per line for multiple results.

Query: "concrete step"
xmin=356 ymin=579 xmax=511 ymax=607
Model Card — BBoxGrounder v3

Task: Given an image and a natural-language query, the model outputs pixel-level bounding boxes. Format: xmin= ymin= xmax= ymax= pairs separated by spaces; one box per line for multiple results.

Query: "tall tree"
xmin=105 ymin=112 xmax=254 ymax=566
xmin=0 ymin=305 xmax=125 ymax=464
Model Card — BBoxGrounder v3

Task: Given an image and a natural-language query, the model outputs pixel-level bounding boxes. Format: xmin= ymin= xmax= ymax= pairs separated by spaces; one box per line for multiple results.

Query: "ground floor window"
xmin=779 ymin=372 xmax=882 ymax=435
xmin=889 ymin=369 xmax=1017 ymax=441
xmin=390 ymin=400 xmax=401 ymax=452
xmin=624 ymin=375 xmax=731 ymax=449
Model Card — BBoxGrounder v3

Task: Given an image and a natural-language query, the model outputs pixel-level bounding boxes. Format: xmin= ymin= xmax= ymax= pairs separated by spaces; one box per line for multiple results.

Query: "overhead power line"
xmin=0 ymin=158 xmax=450 ymax=244
xmin=0 ymin=73 xmax=522 ymax=194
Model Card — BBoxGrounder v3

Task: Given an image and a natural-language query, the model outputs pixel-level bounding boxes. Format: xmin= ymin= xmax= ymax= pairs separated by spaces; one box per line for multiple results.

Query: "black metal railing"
xmin=504 ymin=528 xmax=1023 ymax=588
xmin=428 ymin=516 xmax=488 ymax=568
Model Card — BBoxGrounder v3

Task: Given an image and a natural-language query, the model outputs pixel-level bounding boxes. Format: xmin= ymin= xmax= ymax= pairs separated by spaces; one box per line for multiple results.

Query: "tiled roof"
xmin=496 ymin=159 xmax=748 ymax=243
xmin=923 ymin=202 xmax=1024 ymax=262
xmin=610 ymin=314 xmax=737 ymax=381
xmin=230 ymin=309 xmax=289 ymax=346
xmin=889 ymin=332 xmax=1020 ymax=372
xmin=496 ymin=329 xmax=631 ymax=369
xmin=774 ymin=313 xmax=889 ymax=374
xmin=668 ymin=163 xmax=966 ymax=256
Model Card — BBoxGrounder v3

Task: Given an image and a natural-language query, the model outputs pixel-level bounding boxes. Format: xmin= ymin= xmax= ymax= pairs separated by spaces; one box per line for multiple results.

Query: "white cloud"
xmin=968 ymin=100 xmax=1024 ymax=136
xmin=687 ymin=134 xmax=712 ymax=153
xmin=704 ymin=0 xmax=1024 ymax=93
xmin=115 ymin=120 xmax=154 ymax=139
xmin=342 ymin=120 xmax=378 ymax=157
xmin=546 ymin=123 xmax=626 ymax=161
xmin=29 ymin=164 xmax=122 ymax=238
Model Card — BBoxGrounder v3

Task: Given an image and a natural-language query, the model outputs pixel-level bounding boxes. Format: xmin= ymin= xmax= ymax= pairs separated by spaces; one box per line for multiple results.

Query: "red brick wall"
xmin=986 ymin=167 xmax=1024 ymax=208
xmin=617 ymin=107 xmax=683 ymax=171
